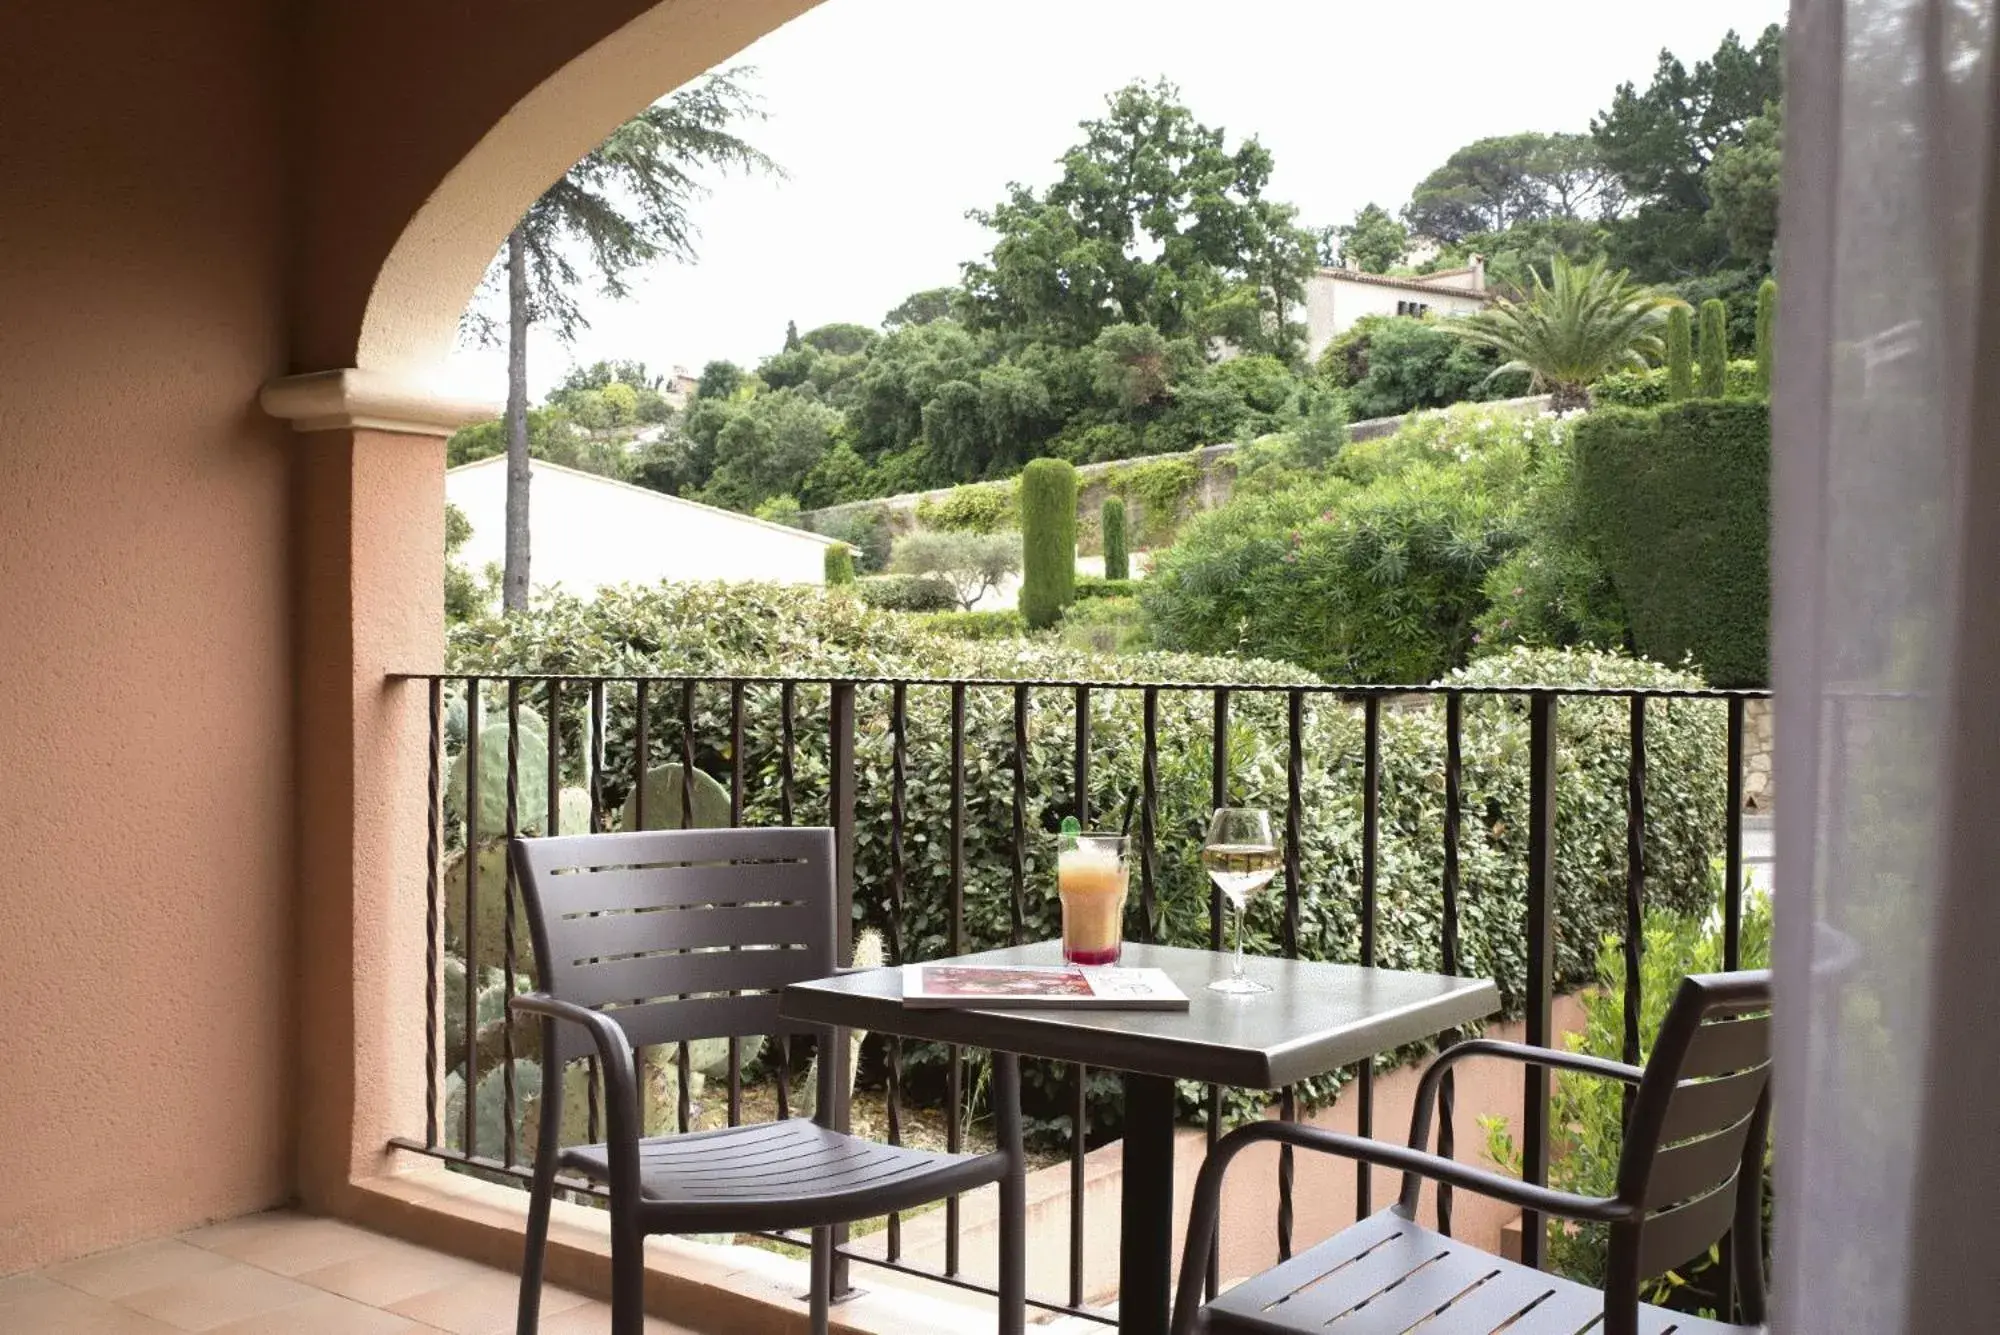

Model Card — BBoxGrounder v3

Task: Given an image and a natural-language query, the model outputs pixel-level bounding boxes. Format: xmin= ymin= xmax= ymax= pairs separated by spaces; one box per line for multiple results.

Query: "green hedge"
xmin=1073 ymin=575 xmax=1138 ymax=601
xmin=1572 ymin=401 xmax=1770 ymax=686
xmin=856 ymin=574 xmax=959 ymax=612
xmin=1593 ymin=359 xmax=1762 ymax=408
xmin=449 ymin=587 xmax=1727 ymax=1141
xmin=907 ymin=609 xmax=1029 ymax=641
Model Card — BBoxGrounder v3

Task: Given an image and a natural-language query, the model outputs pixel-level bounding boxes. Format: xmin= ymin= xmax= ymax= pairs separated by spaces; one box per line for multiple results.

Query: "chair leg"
xmin=997 ymin=1159 xmax=1025 ymax=1335
xmin=517 ymin=1154 xmax=556 ymax=1335
xmin=610 ymin=1207 xmax=645 ymax=1335
xmin=810 ymin=1226 xmax=833 ymax=1335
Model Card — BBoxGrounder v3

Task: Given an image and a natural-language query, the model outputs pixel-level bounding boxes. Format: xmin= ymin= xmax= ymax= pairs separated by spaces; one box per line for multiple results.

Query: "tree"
xmin=962 ymin=80 xmax=1314 ymax=356
xmin=1090 ymin=323 xmax=1172 ymax=415
xmin=1665 ymin=306 xmax=1695 ymax=401
xmin=698 ymin=388 xmax=842 ymax=512
xmin=1591 ymin=25 xmax=1784 ymax=277
xmin=480 ymin=70 xmax=779 ymax=610
xmin=1335 ymin=203 xmax=1408 ymax=274
xmin=888 ymin=530 xmax=1022 ymax=611
xmin=1707 ymin=101 xmax=1782 ymax=270
xmin=1454 ymin=255 xmax=1679 ymax=412
xmin=696 ymin=359 xmax=747 ymax=402
xmin=884 ymin=288 xmax=958 ymax=329
xmin=1755 ymin=278 xmax=1778 ymax=395
xmin=1101 ymin=498 xmax=1130 ymax=581
xmin=1019 ymin=459 xmax=1079 ymax=628
xmin=1698 ymin=298 xmax=1729 ymax=397
xmin=823 ymin=543 xmax=856 ymax=587
xmin=1404 ymin=133 xmax=1617 ymax=244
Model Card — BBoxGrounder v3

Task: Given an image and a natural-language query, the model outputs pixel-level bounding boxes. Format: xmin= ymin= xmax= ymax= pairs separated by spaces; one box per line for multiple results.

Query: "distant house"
xmin=446 ymin=457 xmax=839 ymax=601
xmin=1303 ymin=256 xmax=1495 ymax=362
xmin=660 ymin=365 xmax=702 ymax=411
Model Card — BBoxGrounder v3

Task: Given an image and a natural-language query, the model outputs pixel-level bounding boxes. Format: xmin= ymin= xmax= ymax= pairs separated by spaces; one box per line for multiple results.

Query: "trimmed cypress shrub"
xmin=1101 ymin=497 xmax=1130 ymax=582
xmin=1698 ymin=299 xmax=1729 ymax=398
xmin=1573 ymin=401 xmax=1769 ymax=685
xmin=823 ymin=542 xmax=856 ymax=587
xmin=1019 ymin=459 xmax=1079 ymax=629
xmin=1755 ymin=278 xmax=1778 ymax=395
xmin=1665 ymin=306 xmax=1694 ymax=402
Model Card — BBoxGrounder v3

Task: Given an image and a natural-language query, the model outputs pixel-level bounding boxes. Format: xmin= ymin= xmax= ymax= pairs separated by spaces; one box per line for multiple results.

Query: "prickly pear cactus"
xmin=445 ymin=705 xmax=550 ymax=836
xmin=617 ymin=763 xmax=733 ymax=832
xmin=441 ymin=786 xmax=592 ymax=977
xmin=796 ymin=928 xmax=883 ymax=1121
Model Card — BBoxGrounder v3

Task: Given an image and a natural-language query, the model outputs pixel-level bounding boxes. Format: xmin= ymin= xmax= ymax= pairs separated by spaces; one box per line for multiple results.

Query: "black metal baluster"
xmin=1521 ymin=693 xmax=1557 ymax=1271
xmin=946 ymin=683 xmax=966 ymax=1276
xmin=1207 ymin=686 xmax=1230 ymax=1300
xmin=1438 ymin=691 xmax=1463 ymax=1237
xmin=425 ymin=679 xmax=442 ymax=1149
xmin=587 ymin=680 xmax=604 ymax=1145
xmin=728 ymin=681 xmax=746 ymax=1128
xmin=1624 ymin=697 xmax=1647 ymax=1128
xmin=1141 ymin=687 xmax=1159 ymax=943
xmin=886 ymin=684 xmax=909 ymax=1260
xmin=776 ymin=681 xmax=795 ymax=1122
xmin=540 ymin=680 xmax=560 ymax=1169
xmin=1279 ymin=689 xmax=1304 ymax=1261
xmin=1725 ymin=696 xmax=1746 ymax=969
xmin=1011 ymin=684 xmax=1028 ymax=946
xmin=1069 ymin=685 xmax=1090 ymax=1310
xmin=633 ymin=681 xmax=652 ymax=1134
xmin=1356 ymin=695 xmax=1379 ymax=1217
xmin=677 ymin=680 xmax=696 ymax=1136
xmin=463 ymin=679 xmax=481 ymax=1160
xmin=827 ymin=681 xmax=858 ymax=1300
xmin=502 ymin=680 xmax=521 ymax=1168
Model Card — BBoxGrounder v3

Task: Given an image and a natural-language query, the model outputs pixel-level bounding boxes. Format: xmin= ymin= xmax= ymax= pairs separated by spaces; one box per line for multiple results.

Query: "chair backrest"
xmin=1611 ymin=969 xmax=1773 ymax=1297
xmin=510 ymin=827 xmax=837 ymax=1066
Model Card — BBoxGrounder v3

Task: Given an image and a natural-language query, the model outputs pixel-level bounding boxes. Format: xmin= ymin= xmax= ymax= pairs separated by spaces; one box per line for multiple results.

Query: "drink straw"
xmin=1117 ymin=787 xmax=1139 ymax=838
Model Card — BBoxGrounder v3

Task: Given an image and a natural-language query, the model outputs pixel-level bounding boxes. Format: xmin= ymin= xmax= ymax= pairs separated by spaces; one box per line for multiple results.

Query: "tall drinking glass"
xmin=1202 ymin=808 xmax=1279 ymax=995
xmin=1058 ymin=834 xmax=1129 ymax=965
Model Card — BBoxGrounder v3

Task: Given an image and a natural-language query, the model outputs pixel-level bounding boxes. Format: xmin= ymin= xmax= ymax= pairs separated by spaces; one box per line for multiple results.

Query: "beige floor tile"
xmin=0 ymin=1274 xmax=182 ymax=1332
xmin=295 ymin=1237 xmax=493 ymax=1309
xmin=44 ymin=1239 xmax=241 ymax=1300
xmin=535 ymin=1299 xmax=699 ymax=1334
xmin=206 ymin=1289 xmax=432 ymax=1334
xmin=387 ymin=1268 xmax=589 ymax=1335
xmin=119 ymin=1264 xmax=321 ymax=1331
xmin=184 ymin=1211 xmax=386 ymax=1276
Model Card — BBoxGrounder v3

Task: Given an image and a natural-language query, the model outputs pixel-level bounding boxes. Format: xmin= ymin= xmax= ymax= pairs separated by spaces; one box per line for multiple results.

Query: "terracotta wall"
xmin=0 ymin=0 xmax=295 ymax=1273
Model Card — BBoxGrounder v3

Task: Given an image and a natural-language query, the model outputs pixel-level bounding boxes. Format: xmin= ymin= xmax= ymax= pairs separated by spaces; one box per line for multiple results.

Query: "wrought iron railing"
xmin=389 ymin=670 xmax=1767 ymax=1324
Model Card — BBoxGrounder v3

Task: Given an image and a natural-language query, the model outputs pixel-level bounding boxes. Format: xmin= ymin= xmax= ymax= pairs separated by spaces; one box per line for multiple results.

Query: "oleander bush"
xmin=449 ymin=586 xmax=1727 ymax=1143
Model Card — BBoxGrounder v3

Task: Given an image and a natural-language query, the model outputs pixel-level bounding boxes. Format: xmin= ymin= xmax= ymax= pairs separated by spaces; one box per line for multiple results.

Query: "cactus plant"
xmin=795 ymin=928 xmax=883 ymax=1121
xmin=1754 ymin=278 xmax=1777 ymax=395
xmin=443 ymin=785 xmax=590 ymax=975
xmin=445 ymin=703 xmax=549 ymax=836
xmin=1698 ymin=299 xmax=1729 ymax=398
xmin=1018 ymin=458 xmax=1079 ymax=630
xmin=1101 ymin=497 xmax=1129 ymax=582
xmin=1665 ymin=306 xmax=1694 ymax=402
xmin=618 ymin=763 xmax=733 ymax=831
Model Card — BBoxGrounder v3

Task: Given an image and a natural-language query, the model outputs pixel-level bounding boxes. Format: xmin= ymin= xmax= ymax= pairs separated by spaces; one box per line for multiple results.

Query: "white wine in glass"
xmin=1203 ymin=808 xmax=1278 ymax=994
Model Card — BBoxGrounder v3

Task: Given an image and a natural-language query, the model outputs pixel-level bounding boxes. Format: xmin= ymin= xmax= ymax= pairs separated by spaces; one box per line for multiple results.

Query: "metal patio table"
xmin=780 ymin=940 xmax=1500 ymax=1335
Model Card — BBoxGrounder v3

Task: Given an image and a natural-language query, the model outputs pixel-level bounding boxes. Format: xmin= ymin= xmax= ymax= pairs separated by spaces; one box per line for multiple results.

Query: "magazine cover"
xmin=900 ymin=964 xmax=1189 ymax=1011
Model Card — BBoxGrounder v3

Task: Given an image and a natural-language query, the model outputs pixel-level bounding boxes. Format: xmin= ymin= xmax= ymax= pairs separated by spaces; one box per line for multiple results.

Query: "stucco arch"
xmin=351 ymin=0 xmax=824 ymax=384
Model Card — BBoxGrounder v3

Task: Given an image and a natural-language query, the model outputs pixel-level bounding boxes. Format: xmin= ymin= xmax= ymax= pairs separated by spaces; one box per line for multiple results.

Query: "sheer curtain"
xmin=1773 ymin=0 xmax=1999 ymax=1329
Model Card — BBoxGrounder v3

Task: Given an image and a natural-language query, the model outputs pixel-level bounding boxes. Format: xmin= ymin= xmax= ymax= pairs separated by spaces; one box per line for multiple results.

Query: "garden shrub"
xmin=1486 ymin=878 xmax=1772 ymax=1314
xmin=1698 ymin=298 xmax=1730 ymax=397
xmin=823 ymin=543 xmax=856 ymax=587
xmin=1473 ymin=424 xmax=1629 ymax=653
xmin=1019 ymin=458 xmax=1079 ymax=629
xmin=888 ymin=530 xmax=1020 ymax=611
xmin=1056 ymin=596 xmax=1151 ymax=655
xmin=1101 ymin=497 xmax=1130 ymax=580
xmin=450 ymin=587 xmax=1727 ymax=1142
xmin=908 ymin=609 xmax=1030 ymax=641
xmin=915 ymin=481 xmax=1018 ymax=534
xmin=1665 ymin=305 xmax=1694 ymax=401
xmin=1318 ymin=315 xmax=1526 ymax=421
xmin=1572 ymin=401 xmax=1770 ymax=686
xmin=1099 ymin=454 xmax=1203 ymax=545
xmin=857 ymin=574 xmax=960 ymax=612
xmin=1592 ymin=360 xmax=1761 ymax=409
xmin=1073 ymin=576 xmax=1138 ymax=601
xmin=814 ymin=505 xmax=895 ymax=572
xmin=1755 ymin=278 xmax=1777 ymax=395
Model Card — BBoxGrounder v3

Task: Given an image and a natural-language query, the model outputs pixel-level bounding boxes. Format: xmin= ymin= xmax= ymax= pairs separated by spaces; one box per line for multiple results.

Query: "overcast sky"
xmin=440 ymin=0 xmax=1787 ymax=402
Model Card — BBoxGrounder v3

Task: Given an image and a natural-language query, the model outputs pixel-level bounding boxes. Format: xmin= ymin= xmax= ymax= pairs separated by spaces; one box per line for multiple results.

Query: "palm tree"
xmin=1453 ymin=254 xmax=1680 ymax=413
xmin=483 ymin=70 xmax=781 ymax=611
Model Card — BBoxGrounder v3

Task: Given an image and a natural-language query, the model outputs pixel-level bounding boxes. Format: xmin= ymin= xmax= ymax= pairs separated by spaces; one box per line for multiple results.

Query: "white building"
xmin=1302 ymin=256 xmax=1495 ymax=362
xmin=446 ymin=457 xmax=840 ymax=600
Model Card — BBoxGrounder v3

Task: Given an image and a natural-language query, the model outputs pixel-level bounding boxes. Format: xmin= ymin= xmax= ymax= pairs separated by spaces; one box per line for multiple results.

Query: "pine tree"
xmin=1666 ymin=306 xmax=1695 ymax=402
xmin=1698 ymin=299 xmax=1729 ymax=398
xmin=1101 ymin=497 xmax=1129 ymax=582
xmin=1019 ymin=459 xmax=1079 ymax=629
xmin=1755 ymin=279 xmax=1778 ymax=396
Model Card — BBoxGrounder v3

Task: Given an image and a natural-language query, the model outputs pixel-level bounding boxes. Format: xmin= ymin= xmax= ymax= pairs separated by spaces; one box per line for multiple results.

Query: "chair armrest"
xmin=1403 ymin=1037 xmax=1642 ymax=1187
xmin=509 ymin=995 xmax=642 ymax=1186
xmin=1170 ymin=1120 xmax=1632 ymax=1335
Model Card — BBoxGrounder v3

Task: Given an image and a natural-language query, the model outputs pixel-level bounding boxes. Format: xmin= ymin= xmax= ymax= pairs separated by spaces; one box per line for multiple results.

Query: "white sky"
xmin=441 ymin=0 xmax=1788 ymax=402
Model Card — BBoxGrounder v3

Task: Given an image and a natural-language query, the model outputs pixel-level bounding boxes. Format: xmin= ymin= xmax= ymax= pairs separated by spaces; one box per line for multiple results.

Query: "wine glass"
xmin=1202 ymin=808 xmax=1279 ymax=995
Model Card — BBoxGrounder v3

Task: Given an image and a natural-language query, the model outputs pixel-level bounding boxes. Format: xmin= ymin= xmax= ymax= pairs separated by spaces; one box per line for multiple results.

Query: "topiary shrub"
xmin=823 ymin=542 xmax=856 ymax=587
xmin=1101 ymin=497 xmax=1130 ymax=581
xmin=1698 ymin=298 xmax=1729 ymax=397
xmin=1572 ymin=400 xmax=1770 ymax=685
xmin=1593 ymin=360 xmax=1761 ymax=408
xmin=857 ymin=574 xmax=960 ymax=612
xmin=907 ymin=609 xmax=1030 ymax=641
xmin=1073 ymin=576 xmax=1138 ymax=601
xmin=1665 ymin=305 xmax=1694 ymax=402
xmin=1755 ymin=277 xmax=1778 ymax=395
xmin=1019 ymin=458 xmax=1079 ymax=629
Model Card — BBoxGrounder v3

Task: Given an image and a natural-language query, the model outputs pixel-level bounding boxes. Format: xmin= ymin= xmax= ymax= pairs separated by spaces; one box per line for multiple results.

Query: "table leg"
xmin=1119 ymin=1073 xmax=1177 ymax=1335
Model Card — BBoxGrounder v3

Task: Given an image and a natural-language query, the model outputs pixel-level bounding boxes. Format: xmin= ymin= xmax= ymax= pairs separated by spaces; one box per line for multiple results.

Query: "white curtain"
xmin=1773 ymin=0 xmax=1999 ymax=1329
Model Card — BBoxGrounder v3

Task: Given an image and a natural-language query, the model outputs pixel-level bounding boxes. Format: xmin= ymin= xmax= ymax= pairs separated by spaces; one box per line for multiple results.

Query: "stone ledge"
xmin=260 ymin=368 xmax=498 ymax=437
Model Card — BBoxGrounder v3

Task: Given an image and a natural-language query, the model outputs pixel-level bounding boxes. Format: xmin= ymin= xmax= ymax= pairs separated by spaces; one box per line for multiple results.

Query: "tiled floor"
xmin=2 ymin=1211 xmax=694 ymax=1334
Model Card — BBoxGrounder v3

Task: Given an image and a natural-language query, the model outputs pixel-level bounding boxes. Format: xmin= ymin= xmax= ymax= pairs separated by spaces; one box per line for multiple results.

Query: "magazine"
xmin=899 ymin=963 xmax=1190 ymax=1011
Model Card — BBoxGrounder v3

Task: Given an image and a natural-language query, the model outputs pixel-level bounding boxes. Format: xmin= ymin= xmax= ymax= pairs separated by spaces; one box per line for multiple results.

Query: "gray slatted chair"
xmin=1171 ymin=970 xmax=1773 ymax=1335
xmin=509 ymin=827 xmax=1026 ymax=1335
